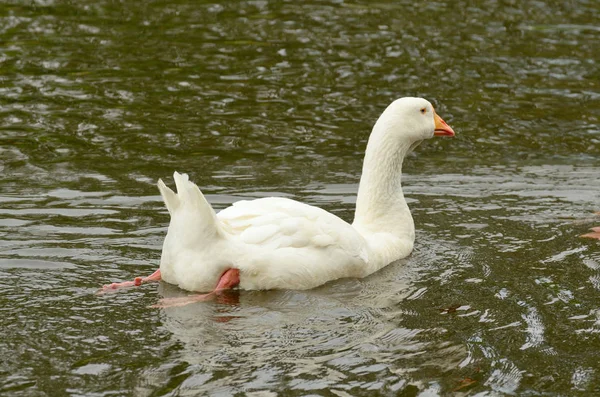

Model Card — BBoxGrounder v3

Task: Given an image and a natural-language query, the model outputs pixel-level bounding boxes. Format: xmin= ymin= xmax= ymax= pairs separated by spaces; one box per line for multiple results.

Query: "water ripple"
xmin=1 ymin=0 xmax=599 ymax=395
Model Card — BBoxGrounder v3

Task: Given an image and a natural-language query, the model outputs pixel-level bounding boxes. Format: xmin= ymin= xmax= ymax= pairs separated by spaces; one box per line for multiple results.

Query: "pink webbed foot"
xmin=151 ymin=268 xmax=240 ymax=308
xmin=98 ymin=269 xmax=161 ymax=293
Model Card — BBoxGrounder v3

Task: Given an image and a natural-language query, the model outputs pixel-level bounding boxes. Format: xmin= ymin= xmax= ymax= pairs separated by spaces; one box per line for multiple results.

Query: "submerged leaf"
xmin=439 ymin=304 xmax=461 ymax=314
xmin=453 ymin=377 xmax=477 ymax=391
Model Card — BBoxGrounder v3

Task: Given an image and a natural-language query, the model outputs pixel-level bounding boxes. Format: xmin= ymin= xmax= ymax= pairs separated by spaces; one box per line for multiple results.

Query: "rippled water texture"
xmin=1 ymin=0 xmax=599 ymax=395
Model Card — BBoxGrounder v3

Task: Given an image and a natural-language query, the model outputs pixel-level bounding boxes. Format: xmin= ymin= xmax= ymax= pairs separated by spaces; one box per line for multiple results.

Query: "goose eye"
xmin=420 ymin=107 xmax=426 ymax=114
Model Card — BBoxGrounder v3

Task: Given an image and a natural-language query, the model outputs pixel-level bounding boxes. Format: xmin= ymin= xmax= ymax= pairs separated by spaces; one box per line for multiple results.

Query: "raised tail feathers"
xmin=157 ymin=178 xmax=179 ymax=214
xmin=157 ymin=172 xmax=223 ymax=238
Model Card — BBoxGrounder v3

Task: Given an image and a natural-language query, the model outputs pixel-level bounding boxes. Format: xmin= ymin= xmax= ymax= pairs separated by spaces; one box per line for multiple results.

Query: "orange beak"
xmin=434 ymin=111 xmax=455 ymax=137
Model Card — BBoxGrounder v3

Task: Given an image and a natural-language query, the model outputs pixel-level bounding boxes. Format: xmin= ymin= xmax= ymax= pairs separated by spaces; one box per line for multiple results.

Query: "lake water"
xmin=1 ymin=0 xmax=599 ymax=395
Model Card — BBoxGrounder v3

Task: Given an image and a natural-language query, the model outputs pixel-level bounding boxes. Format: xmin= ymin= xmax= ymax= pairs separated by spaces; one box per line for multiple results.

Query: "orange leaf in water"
xmin=581 ymin=226 xmax=600 ymax=240
xmin=453 ymin=377 xmax=477 ymax=391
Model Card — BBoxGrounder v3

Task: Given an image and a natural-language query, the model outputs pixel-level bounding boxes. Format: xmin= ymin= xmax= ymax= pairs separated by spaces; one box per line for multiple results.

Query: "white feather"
xmin=157 ymin=97 xmax=452 ymax=292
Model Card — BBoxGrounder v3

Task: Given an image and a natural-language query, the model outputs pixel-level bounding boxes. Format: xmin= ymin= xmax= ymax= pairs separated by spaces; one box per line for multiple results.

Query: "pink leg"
xmin=151 ymin=268 xmax=240 ymax=308
xmin=214 ymin=268 xmax=240 ymax=291
xmin=99 ymin=269 xmax=162 ymax=293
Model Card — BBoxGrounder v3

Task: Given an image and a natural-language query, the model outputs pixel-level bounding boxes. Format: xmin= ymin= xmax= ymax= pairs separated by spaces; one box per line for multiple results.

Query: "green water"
xmin=1 ymin=0 xmax=599 ymax=395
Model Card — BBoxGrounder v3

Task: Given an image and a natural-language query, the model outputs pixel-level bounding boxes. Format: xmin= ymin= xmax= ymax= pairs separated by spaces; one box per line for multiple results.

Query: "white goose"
xmin=102 ymin=97 xmax=455 ymax=306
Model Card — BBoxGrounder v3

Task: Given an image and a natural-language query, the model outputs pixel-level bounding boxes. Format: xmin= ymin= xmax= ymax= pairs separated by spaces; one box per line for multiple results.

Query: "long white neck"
xmin=352 ymin=116 xmax=416 ymax=272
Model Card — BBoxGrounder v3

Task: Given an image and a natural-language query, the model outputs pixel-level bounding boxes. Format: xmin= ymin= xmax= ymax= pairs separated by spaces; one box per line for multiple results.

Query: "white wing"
xmin=217 ymin=197 xmax=369 ymax=290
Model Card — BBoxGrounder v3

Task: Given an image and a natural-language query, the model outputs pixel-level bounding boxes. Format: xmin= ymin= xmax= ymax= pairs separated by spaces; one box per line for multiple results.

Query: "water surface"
xmin=1 ymin=0 xmax=599 ymax=395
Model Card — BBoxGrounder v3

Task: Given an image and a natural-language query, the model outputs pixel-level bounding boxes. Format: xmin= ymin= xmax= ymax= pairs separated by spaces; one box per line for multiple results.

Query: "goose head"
xmin=374 ymin=97 xmax=455 ymax=149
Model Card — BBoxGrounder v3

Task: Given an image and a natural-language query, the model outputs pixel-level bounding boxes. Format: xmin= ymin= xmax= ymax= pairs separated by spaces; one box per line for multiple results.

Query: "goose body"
xmin=159 ymin=188 xmax=369 ymax=292
xmin=155 ymin=97 xmax=455 ymax=293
